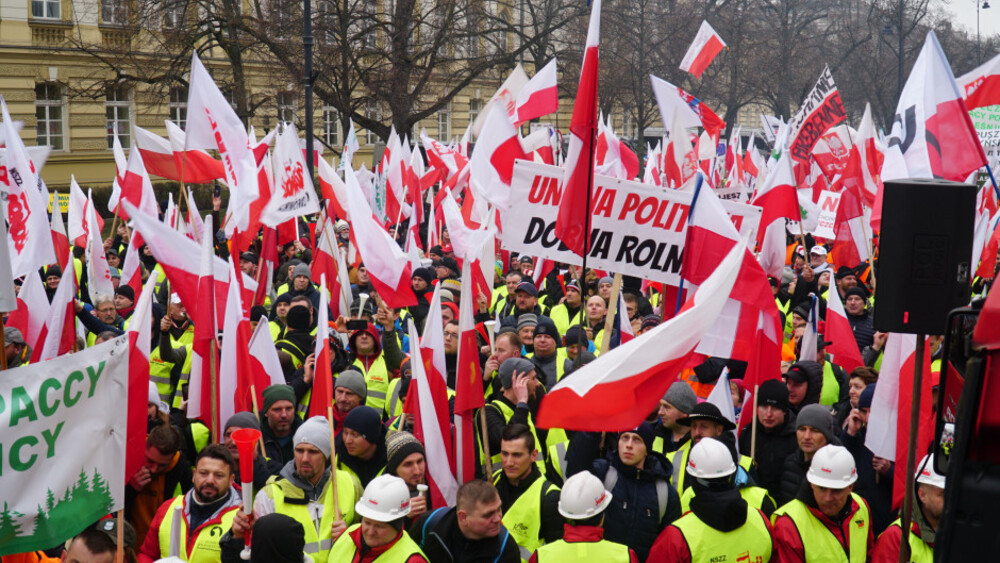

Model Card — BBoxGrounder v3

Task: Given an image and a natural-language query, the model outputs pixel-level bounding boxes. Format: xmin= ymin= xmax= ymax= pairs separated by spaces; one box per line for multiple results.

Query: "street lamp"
xmin=979 ymin=0 xmax=991 ymax=65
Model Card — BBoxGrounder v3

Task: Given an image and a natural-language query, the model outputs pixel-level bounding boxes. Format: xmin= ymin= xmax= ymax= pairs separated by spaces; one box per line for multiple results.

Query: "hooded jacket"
xmin=409 ymin=507 xmax=521 ymax=563
xmin=777 ymin=430 xmax=843 ymax=508
xmin=789 ymin=361 xmax=825 ymax=415
xmin=739 ymin=411 xmax=798 ymax=499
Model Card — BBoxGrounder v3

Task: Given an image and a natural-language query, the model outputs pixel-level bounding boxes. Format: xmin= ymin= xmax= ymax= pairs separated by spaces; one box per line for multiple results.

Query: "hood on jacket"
xmin=689 ymin=486 xmax=748 ymax=532
xmin=350 ymin=321 xmax=383 ymax=358
xmin=278 ymin=459 xmax=331 ymax=502
xmin=790 ymin=361 xmax=825 ymax=408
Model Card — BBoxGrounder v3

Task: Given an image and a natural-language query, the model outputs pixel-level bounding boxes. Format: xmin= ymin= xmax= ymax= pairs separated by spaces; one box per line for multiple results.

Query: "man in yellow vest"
xmin=327 ymin=475 xmax=429 ymax=562
xmin=259 ymin=384 xmax=303 ymax=477
xmin=529 ymin=471 xmax=638 ymax=562
xmin=137 ymin=444 xmax=243 ymax=563
xmin=484 ymin=358 xmax=543 ymax=474
xmin=773 ymin=444 xmax=873 ymax=562
xmin=547 ymin=282 xmax=583 ymax=335
xmin=648 ymin=438 xmax=774 ymax=562
xmin=253 ymin=416 xmax=362 ymax=563
xmin=776 ymin=404 xmax=835 ymax=506
xmin=871 ymin=454 xmax=943 ymax=563
xmin=651 ymin=382 xmax=697 ymax=455
xmin=335 ymin=405 xmax=388 ymax=488
xmin=493 ymin=424 xmax=562 ymax=560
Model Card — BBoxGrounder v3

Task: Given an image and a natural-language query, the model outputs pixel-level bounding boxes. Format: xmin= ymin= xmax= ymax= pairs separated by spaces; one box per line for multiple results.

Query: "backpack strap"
xmin=602 ymin=466 xmax=619 ymax=494
xmin=493 ymin=526 xmax=511 ymax=563
xmin=655 ymin=478 xmax=669 ymax=522
xmin=420 ymin=507 xmax=449 ymax=549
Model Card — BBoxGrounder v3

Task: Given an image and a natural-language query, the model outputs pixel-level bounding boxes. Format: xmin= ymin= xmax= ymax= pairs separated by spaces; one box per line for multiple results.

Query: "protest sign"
xmin=969 ymin=104 xmax=1000 ymax=159
xmin=814 ymin=190 xmax=842 ymax=239
xmin=503 ymin=160 xmax=762 ymax=286
xmin=787 ymin=66 xmax=846 ymax=170
xmin=0 ymin=336 xmax=129 ymax=556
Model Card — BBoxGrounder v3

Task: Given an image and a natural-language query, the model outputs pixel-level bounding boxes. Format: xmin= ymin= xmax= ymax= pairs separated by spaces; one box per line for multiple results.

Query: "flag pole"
xmin=115 ymin=509 xmax=125 ymax=563
xmin=676 ymin=174 xmax=705 ymax=314
xmin=897 ymin=334 xmax=925 ymax=563
xmin=573 ymin=108 xmax=598 ymax=371
xmin=479 ymin=407 xmax=492 ymax=478
xmin=0 ymin=315 xmax=7 ymax=370
xmin=986 ymin=163 xmax=1000 ymax=203
xmin=249 ymin=384 xmax=267 ymax=458
xmin=326 ymin=406 xmax=342 ymax=519
xmin=600 ymin=274 xmax=622 ymax=353
xmin=209 ymin=334 xmax=219 ymax=444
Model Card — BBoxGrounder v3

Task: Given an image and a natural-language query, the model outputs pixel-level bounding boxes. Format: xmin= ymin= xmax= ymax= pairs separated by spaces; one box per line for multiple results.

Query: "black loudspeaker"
xmin=873 ymin=180 xmax=977 ymax=335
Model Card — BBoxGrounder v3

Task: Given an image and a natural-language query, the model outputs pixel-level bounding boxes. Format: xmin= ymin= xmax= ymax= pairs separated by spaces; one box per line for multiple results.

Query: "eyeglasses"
xmin=443 ymin=332 xmax=460 ymax=339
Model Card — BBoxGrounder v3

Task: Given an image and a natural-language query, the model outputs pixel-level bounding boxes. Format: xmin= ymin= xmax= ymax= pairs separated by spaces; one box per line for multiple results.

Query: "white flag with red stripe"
xmin=515 ymin=58 xmax=559 ymax=126
xmin=164 ymin=120 xmax=226 ymax=184
xmin=248 ymin=319 xmax=287 ymax=391
xmin=537 ymin=240 xmax=744 ymax=430
xmin=186 ymin=216 xmax=220 ymax=436
xmin=120 ymin=235 xmax=143 ymax=298
xmin=957 ymin=52 xmax=1000 ymax=111
xmin=469 ymin=104 xmax=527 ymax=210
xmin=36 ymin=262 xmax=76 ymax=362
xmin=312 ymin=215 xmax=352 ymax=318
xmin=261 ymin=123 xmax=320 ymax=227
xmin=824 ymin=287 xmax=864 ymax=372
xmin=219 ymin=256 xmax=262 ymax=434
xmin=6 ymin=269 xmax=48 ymax=351
xmin=680 ymin=20 xmax=726 ymax=78
xmin=85 ymin=189 xmax=115 ymax=304
xmin=125 ymin=271 xmax=159 ymax=480
xmin=49 ymin=190 xmax=70 ymax=270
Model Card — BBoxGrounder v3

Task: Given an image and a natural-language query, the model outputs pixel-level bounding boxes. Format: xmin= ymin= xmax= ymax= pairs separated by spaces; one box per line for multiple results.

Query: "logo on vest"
xmin=513 ymin=522 xmax=529 ymax=534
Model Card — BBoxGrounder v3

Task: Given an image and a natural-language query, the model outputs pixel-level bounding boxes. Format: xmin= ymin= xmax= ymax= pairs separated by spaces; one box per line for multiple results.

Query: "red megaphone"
xmin=231 ymin=428 xmax=262 ymax=485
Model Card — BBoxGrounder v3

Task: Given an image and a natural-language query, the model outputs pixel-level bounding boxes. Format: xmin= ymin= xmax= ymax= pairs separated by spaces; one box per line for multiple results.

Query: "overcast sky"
xmin=944 ymin=0 xmax=999 ymax=41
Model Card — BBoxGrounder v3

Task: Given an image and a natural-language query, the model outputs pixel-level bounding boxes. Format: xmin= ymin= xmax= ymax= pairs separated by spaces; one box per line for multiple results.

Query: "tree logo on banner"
xmin=281 ymin=161 xmax=305 ymax=198
xmin=0 ymin=468 xmax=115 ymax=545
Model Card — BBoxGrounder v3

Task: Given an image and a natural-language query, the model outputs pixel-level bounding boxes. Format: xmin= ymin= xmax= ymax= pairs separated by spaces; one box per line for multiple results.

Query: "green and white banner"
xmin=0 ymin=336 xmax=129 ymax=556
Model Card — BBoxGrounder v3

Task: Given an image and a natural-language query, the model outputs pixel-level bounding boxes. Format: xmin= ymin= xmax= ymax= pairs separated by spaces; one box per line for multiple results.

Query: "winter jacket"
xmin=565 ymin=432 xmax=681 ymax=561
xmin=847 ymin=310 xmax=876 ymax=353
xmin=258 ymin=413 xmax=303 ymax=479
xmin=773 ymin=481 xmax=875 ymax=562
xmin=739 ymin=411 xmax=798 ymax=500
xmin=840 ymin=425 xmax=894 ymax=535
xmin=789 ymin=361 xmax=825 ymax=416
xmin=409 ymin=507 xmax=521 ymax=563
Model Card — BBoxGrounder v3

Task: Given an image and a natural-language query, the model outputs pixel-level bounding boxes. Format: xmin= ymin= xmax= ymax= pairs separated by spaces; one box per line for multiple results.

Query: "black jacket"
xmin=565 ymin=431 xmax=681 ymax=561
xmin=847 ymin=310 xmax=876 ymax=353
xmin=492 ymin=466 xmax=563 ymax=545
xmin=739 ymin=411 xmax=798 ymax=500
xmin=258 ymin=414 xmax=302 ymax=479
xmin=409 ymin=507 xmax=520 ymax=563
xmin=840 ymin=425 xmax=894 ymax=534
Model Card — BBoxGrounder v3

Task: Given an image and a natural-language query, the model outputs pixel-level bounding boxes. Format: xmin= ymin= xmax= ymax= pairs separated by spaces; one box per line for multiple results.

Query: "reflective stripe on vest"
xmin=327 ymin=523 xmax=427 ymax=561
xmin=157 ymin=496 xmax=239 ymax=563
xmin=772 ymin=494 xmax=870 ymax=563
xmin=672 ymin=502 xmax=772 ymax=562
xmin=354 ymin=356 xmax=390 ymax=412
xmin=485 ymin=400 xmax=544 ymax=474
xmin=534 ymin=538 xmax=633 ymax=561
xmin=547 ymin=441 xmax=568 ymax=481
xmin=276 ymin=339 xmax=307 ymax=370
xmin=884 ymin=519 xmax=933 ymax=563
xmin=263 ymin=472 xmax=358 ymax=562
xmin=149 ymin=346 xmax=177 ymax=405
xmin=385 ymin=377 xmax=403 ymax=420
xmin=670 ymin=443 xmax=692 ymax=492
xmin=820 ymin=362 xmax=841 ymax=407
xmin=492 ymin=472 xmax=559 ymax=561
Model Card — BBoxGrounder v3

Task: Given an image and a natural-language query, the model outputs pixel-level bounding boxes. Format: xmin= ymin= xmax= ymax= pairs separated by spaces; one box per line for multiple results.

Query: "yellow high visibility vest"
xmin=671 ymin=503 xmax=772 ymax=562
xmin=262 ymin=471 xmax=360 ymax=563
xmin=156 ymin=495 xmax=239 ymax=563
xmin=491 ymin=471 xmax=559 ymax=562
xmin=773 ymin=494 xmax=870 ymax=563
xmin=326 ymin=524 xmax=426 ymax=562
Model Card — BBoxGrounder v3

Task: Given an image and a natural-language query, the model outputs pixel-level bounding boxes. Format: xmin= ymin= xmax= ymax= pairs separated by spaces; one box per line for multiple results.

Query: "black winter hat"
xmin=285 ymin=306 xmax=311 ymax=331
xmin=757 ymin=379 xmax=789 ymax=412
xmin=412 ymin=267 xmax=434 ymax=284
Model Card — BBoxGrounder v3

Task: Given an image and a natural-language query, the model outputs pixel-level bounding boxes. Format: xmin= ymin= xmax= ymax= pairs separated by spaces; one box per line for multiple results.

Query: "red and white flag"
xmin=556 ymin=0 xmax=601 ymax=256
xmin=49 ymin=191 xmax=70 ymax=270
xmin=7 ymin=270 xmax=48 ymax=352
xmin=515 ymin=58 xmax=559 ymax=126
xmin=612 ymin=290 xmax=634 ymax=348
xmin=454 ymin=260 xmax=485 ymax=484
xmin=134 ymin=125 xmax=183 ymax=182
xmin=824 ymin=287 xmax=864 ymax=373
xmin=957 ymin=51 xmax=1000 ymax=111
xmin=126 ymin=271 xmax=160 ymax=480
xmin=186 ymin=216 xmax=220 ymax=437
xmin=865 ymin=333 xmax=934 ymax=509
xmin=751 ymin=155 xmax=799 ymax=279
xmin=164 ymin=120 xmax=227 ymax=184
xmin=679 ymin=20 xmax=726 ymax=79
xmin=35 ymin=262 xmax=76 ymax=362
xmin=219 ymin=257 xmax=263 ymax=430
xmin=1 ymin=97 xmax=56 ymax=277
xmin=120 ymin=235 xmax=143 ymax=298
xmin=312 ymin=215 xmax=352 ymax=318
xmin=308 ymin=274 xmax=335 ymax=419
xmin=886 ymin=30 xmax=986 ymax=183
xmin=537 ymin=240 xmax=743 ymax=430
xmin=185 ymin=54 xmax=259 ymax=234
xmin=85 ymin=189 xmax=115 ymax=304
xmin=317 ymin=155 xmax=350 ymax=220
xmin=469 ymin=104 xmax=527 ymax=210
xmin=843 ymin=103 xmax=884 ymax=208
xmin=595 ymin=114 xmax=640 ymax=180
xmin=343 ymin=165 xmax=417 ymax=308
xmin=248 ymin=319 xmax=287 ymax=391
xmin=261 ymin=123 xmax=320 ymax=226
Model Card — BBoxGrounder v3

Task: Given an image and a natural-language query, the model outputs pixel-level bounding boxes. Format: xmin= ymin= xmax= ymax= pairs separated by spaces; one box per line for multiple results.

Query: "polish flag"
xmin=957 ymin=52 xmax=1000 ymax=111
xmin=556 ymin=0 xmax=601 ymax=257
xmin=824 ymin=287 xmax=864 ymax=372
xmin=885 ymin=30 xmax=986 ymax=183
xmin=120 ymin=235 xmax=143 ymax=298
xmin=308 ymin=274 xmax=335 ymax=418
xmin=35 ymin=262 xmax=76 ymax=362
xmin=312 ymin=215 xmax=352 ymax=318
xmin=865 ymin=333 xmax=934 ymax=509
xmin=261 ymin=123 xmax=320 ymax=227
xmin=126 ymin=203 xmax=259 ymax=329
xmin=7 ymin=270 xmax=49 ymax=352
xmin=595 ymin=114 xmax=640 ymax=180
xmin=423 ymin=133 xmax=470 ymax=181
xmin=317 ymin=155 xmax=349 ymax=220
xmin=409 ymin=316 xmax=459 ymax=507
xmin=643 ymin=140 xmax=663 ymax=186
xmin=536 ymin=240 xmax=743 ymax=431
xmin=680 ymin=20 xmax=726 ymax=79
xmin=515 ymin=58 xmax=559 ymax=126
xmin=831 ymin=185 xmax=870 ymax=269
xmin=248 ymin=319 xmax=287 ymax=391
xmin=468 ymin=104 xmax=527 ymax=210
xmin=186 ymin=217 xmax=220 ymax=437
xmin=976 ymin=213 xmax=1000 ymax=279
xmin=1 ymin=96 xmax=56 ymax=277
xmin=84 ymin=189 xmax=115 ymax=304
xmin=126 ymin=271 xmax=160 ymax=480
xmin=185 ymin=53 xmax=259 ymax=234
xmin=163 ymin=120 xmax=226 ymax=184
xmin=343 ymin=165 xmax=417 ymax=308
xmin=49 ymin=192 xmax=70 ymax=270
xmin=843 ymin=103 xmax=884 ymax=208
xmin=608 ymin=290 xmax=634 ymax=349
xmin=114 ymin=140 xmax=160 ymax=225
xmin=219 ymin=256 xmax=263 ymax=429
xmin=134 ymin=125 xmax=185 ymax=182
xmin=751 ymin=154 xmax=800 ymax=245
xmin=455 ymin=259 xmax=486 ymax=484
xmin=67 ymin=176 xmax=103 ymax=247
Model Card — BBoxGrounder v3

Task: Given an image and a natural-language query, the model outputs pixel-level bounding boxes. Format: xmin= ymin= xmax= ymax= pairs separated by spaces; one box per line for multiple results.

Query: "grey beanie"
xmin=662 ymin=382 xmax=698 ymax=414
xmin=517 ymin=314 xmax=538 ymax=330
xmin=293 ymin=416 xmax=331 ymax=459
xmin=335 ymin=369 xmax=368 ymax=400
xmin=498 ymin=357 xmax=535 ymax=389
xmin=796 ymin=404 xmax=835 ymax=443
xmin=224 ymin=411 xmax=261 ymax=432
xmin=599 ymin=276 xmax=614 ymax=286
xmin=292 ymin=262 xmax=312 ymax=280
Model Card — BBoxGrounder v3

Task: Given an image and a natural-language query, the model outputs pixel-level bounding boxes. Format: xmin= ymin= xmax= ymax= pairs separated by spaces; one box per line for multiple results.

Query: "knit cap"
xmin=224 ymin=411 xmax=261 ymax=432
xmin=661 ymin=381 xmax=697 ymax=414
xmin=386 ymin=431 xmax=426 ymax=476
xmin=335 ymin=369 xmax=368 ymax=400
xmin=622 ymin=422 xmax=655 ymax=452
xmin=498 ymin=357 xmax=535 ymax=390
xmin=796 ymin=403 xmax=835 ymax=443
xmin=262 ymin=384 xmax=296 ymax=414
xmin=294 ymin=416 xmax=332 ymax=459
xmin=757 ymin=379 xmax=790 ymax=412
xmin=343 ymin=406 xmax=382 ymax=445
xmin=517 ymin=314 xmax=538 ymax=330
xmin=858 ymin=384 xmax=876 ymax=410
xmin=292 ymin=262 xmax=312 ymax=280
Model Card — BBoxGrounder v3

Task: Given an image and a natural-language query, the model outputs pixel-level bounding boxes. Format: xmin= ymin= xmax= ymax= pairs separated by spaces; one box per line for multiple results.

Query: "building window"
xmin=31 ymin=0 xmax=60 ymax=18
xmin=323 ymin=107 xmax=339 ymax=147
xmin=277 ymin=92 xmax=296 ymax=124
xmin=469 ymin=99 xmax=481 ymax=125
xmin=102 ymin=0 xmax=128 ymax=24
xmin=467 ymin=30 xmax=479 ymax=57
xmin=169 ymin=86 xmax=187 ymax=129
xmin=365 ymin=102 xmax=381 ymax=145
xmin=35 ymin=83 xmax=64 ymax=151
xmin=622 ymin=111 xmax=634 ymax=138
xmin=163 ymin=0 xmax=186 ymax=28
xmin=106 ymin=84 xmax=131 ymax=148
xmin=497 ymin=13 xmax=509 ymax=52
xmin=437 ymin=102 xmax=451 ymax=141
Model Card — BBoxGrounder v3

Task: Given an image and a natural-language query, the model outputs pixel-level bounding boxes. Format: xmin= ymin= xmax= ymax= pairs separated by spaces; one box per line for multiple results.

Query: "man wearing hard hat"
xmin=528 ymin=471 xmax=638 ymax=562
xmin=647 ymin=438 xmax=774 ymax=562
xmin=871 ymin=454 xmax=944 ymax=563
xmin=327 ymin=475 xmax=429 ymax=562
xmin=772 ymin=444 xmax=874 ymax=562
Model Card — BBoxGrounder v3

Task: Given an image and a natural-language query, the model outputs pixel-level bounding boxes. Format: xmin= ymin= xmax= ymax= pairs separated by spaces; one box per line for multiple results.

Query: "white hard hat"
xmin=807 ymin=445 xmax=858 ymax=489
xmin=916 ymin=454 xmax=946 ymax=489
xmin=355 ymin=475 xmax=412 ymax=522
xmin=687 ymin=438 xmax=737 ymax=479
xmin=558 ymin=471 xmax=613 ymax=519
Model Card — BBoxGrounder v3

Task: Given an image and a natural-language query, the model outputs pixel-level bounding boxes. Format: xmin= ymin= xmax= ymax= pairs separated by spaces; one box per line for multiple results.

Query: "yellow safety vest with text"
xmin=671 ymin=503 xmax=772 ymax=562
xmin=326 ymin=524 xmax=426 ymax=562
xmin=263 ymin=471 xmax=360 ymax=562
xmin=156 ymin=495 xmax=239 ymax=563
xmin=354 ymin=355 xmax=391 ymax=412
xmin=492 ymin=471 xmax=559 ymax=562
xmin=772 ymin=494 xmax=870 ymax=563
